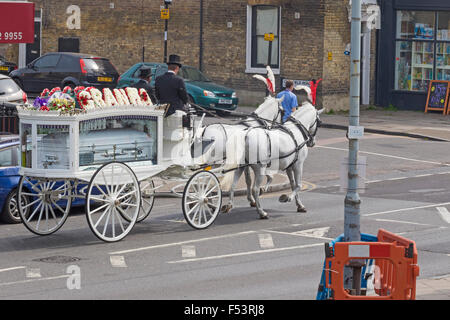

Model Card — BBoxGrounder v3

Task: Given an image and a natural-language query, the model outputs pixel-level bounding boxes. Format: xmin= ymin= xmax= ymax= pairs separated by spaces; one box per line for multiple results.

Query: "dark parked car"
xmin=118 ymin=63 xmax=238 ymax=115
xmin=9 ymin=52 xmax=119 ymax=93
xmin=0 ymin=55 xmax=17 ymax=76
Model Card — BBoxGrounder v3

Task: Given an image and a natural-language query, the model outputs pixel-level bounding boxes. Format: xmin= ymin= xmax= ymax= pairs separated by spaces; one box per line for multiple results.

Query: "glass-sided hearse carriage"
xmin=16 ymin=105 xmax=222 ymax=242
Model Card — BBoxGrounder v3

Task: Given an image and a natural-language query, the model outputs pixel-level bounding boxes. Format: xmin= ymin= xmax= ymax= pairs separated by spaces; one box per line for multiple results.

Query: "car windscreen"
xmin=180 ymin=67 xmax=210 ymax=82
xmin=82 ymin=58 xmax=117 ymax=73
xmin=0 ymin=78 xmax=20 ymax=95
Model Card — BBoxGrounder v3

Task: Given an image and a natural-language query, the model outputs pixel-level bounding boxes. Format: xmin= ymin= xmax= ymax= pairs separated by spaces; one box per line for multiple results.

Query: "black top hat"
xmin=167 ymin=54 xmax=182 ymax=67
xmin=139 ymin=66 xmax=152 ymax=78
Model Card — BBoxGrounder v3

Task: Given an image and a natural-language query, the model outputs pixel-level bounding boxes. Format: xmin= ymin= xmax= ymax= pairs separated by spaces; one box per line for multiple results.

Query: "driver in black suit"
xmin=132 ymin=65 xmax=157 ymax=104
xmin=155 ymin=54 xmax=188 ymax=117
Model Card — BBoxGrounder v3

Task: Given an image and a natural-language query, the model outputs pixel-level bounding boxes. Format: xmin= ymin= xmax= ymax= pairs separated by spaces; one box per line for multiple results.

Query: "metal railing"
xmin=0 ymin=102 xmax=19 ymax=134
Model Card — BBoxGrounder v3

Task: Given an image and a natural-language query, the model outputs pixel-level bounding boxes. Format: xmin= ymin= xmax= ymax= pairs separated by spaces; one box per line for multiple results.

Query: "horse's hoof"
xmin=297 ymin=206 xmax=307 ymax=213
xmin=279 ymin=194 xmax=289 ymax=203
xmin=250 ymin=201 xmax=257 ymax=207
xmin=259 ymin=214 xmax=269 ymax=220
xmin=221 ymin=204 xmax=232 ymax=213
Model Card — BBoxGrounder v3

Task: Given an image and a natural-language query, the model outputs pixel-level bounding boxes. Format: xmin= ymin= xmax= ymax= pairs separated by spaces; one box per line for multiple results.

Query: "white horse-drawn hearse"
xmin=15 ymin=68 xmax=322 ymax=242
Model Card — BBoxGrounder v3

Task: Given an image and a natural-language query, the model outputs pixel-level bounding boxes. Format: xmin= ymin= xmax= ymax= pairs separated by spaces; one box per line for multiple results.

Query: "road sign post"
xmin=344 ymin=0 xmax=362 ymax=292
xmin=162 ymin=0 xmax=172 ymax=63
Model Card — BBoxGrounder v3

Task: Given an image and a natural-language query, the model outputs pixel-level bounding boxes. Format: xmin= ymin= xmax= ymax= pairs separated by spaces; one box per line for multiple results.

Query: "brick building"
xmin=1 ymin=0 xmax=379 ymax=110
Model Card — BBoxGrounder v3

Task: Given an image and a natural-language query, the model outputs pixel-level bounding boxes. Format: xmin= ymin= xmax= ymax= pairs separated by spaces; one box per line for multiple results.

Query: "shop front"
xmin=376 ymin=0 xmax=450 ymax=110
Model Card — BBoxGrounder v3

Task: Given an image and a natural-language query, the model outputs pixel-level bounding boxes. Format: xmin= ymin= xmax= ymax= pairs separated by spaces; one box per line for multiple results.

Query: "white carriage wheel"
xmin=86 ymin=162 xmax=141 ymax=242
xmin=137 ymin=178 xmax=156 ymax=222
xmin=182 ymin=170 xmax=222 ymax=230
xmin=18 ymin=176 xmax=72 ymax=236
xmin=119 ymin=178 xmax=155 ymax=223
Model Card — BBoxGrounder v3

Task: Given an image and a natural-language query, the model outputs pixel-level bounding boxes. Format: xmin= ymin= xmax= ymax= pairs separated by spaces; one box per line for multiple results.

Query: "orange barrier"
xmin=324 ymin=230 xmax=419 ymax=300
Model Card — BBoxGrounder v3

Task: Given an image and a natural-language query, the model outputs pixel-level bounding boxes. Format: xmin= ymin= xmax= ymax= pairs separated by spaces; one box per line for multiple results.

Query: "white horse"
xmin=222 ymin=101 xmax=323 ymax=219
xmin=196 ymin=67 xmax=284 ymax=209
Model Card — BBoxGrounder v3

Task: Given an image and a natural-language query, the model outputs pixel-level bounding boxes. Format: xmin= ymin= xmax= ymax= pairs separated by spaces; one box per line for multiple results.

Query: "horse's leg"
xmin=261 ymin=174 xmax=273 ymax=194
xmin=293 ymin=160 xmax=307 ymax=213
xmin=252 ymin=166 xmax=268 ymax=219
xmin=244 ymin=167 xmax=256 ymax=207
xmin=221 ymin=167 xmax=244 ymax=213
xmin=279 ymin=167 xmax=295 ymax=203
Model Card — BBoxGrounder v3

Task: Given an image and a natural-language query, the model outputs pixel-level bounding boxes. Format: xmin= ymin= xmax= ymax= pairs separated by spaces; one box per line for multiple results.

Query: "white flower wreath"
xmin=125 ymin=87 xmax=144 ymax=106
xmin=89 ymin=88 xmax=107 ymax=109
xmin=103 ymin=88 xmax=119 ymax=107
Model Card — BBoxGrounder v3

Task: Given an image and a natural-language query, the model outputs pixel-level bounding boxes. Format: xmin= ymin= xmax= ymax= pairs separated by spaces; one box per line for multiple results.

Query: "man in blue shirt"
xmin=277 ymin=80 xmax=298 ymax=122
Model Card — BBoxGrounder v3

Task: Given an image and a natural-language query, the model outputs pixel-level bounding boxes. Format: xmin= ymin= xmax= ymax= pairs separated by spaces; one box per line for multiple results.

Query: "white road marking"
xmin=363 ymin=202 xmax=450 ymax=217
xmin=167 ymin=243 xmax=323 ymax=264
xmin=258 ymin=234 xmax=274 ymax=249
xmin=437 ymin=207 xmax=450 ymax=224
xmin=182 ymin=245 xmax=196 ymax=258
xmin=110 ymin=255 xmax=127 ymax=268
xmin=263 ymin=229 xmax=334 ymax=241
xmin=409 ymin=188 xmax=446 ymax=193
xmin=0 ymin=275 xmax=69 ymax=287
xmin=0 ymin=266 xmax=26 ymax=273
xmin=294 ymin=227 xmax=331 ymax=239
xmin=109 ymin=231 xmax=256 ymax=255
xmin=387 ymin=177 xmax=408 ymax=181
xmin=374 ymin=218 xmax=435 ymax=227
xmin=316 ymin=145 xmax=450 ymax=166
xmin=25 ymin=268 xmax=41 ymax=278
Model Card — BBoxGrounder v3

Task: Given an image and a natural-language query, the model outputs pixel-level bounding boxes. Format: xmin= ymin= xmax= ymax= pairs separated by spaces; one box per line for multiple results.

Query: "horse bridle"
xmin=242 ymin=99 xmax=285 ymax=129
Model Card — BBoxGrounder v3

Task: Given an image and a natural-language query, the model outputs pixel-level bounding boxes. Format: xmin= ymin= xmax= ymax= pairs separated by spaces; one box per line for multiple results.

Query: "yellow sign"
xmin=264 ymin=33 xmax=274 ymax=41
xmin=328 ymin=52 xmax=333 ymax=61
xmin=161 ymin=8 xmax=170 ymax=19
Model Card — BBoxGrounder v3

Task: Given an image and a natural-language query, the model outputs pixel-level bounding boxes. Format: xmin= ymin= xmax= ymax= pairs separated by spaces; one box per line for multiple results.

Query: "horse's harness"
xmin=246 ymin=111 xmax=322 ymax=170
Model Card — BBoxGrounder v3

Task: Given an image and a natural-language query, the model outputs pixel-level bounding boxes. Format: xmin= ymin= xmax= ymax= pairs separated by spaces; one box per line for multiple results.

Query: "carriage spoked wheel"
xmin=17 ymin=176 xmax=72 ymax=236
xmin=137 ymin=178 xmax=156 ymax=222
xmin=119 ymin=178 xmax=156 ymax=223
xmin=86 ymin=161 xmax=141 ymax=242
xmin=182 ymin=170 xmax=222 ymax=229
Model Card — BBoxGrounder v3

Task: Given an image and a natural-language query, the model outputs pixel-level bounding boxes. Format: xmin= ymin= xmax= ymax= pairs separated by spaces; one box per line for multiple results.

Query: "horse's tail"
xmin=220 ymin=130 xmax=247 ymax=191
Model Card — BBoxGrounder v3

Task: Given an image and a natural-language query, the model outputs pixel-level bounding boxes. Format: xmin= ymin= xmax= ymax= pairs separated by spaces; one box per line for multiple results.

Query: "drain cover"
xmin=34 ymin=256 xmax=82 ymax=264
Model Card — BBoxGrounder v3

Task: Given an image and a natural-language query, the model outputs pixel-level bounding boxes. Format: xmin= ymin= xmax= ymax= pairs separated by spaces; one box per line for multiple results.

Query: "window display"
xmin=395 ymin=10 xmax=450 ymax=91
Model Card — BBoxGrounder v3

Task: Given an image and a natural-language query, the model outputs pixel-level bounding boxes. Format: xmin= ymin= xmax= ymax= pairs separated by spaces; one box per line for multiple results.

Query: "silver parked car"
xmin=0 ymin=74 xmax=27 ymax=104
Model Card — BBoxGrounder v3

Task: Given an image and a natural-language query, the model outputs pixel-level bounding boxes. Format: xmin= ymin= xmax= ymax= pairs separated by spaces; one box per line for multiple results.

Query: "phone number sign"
xmin=0 ymin=2 xmax=35 ymax=43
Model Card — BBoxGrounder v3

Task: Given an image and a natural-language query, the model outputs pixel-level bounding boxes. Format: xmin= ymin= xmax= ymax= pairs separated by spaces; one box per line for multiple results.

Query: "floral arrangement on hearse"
xmin=31 ymin=85 xmax=154 ymax=112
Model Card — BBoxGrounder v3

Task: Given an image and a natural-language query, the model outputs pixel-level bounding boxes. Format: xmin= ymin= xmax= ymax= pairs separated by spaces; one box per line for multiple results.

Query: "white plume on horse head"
xmin=266 ymin=66 xmax=275 ymax=93
xmin=294 ymin=85 xmax=312 ymax=102
xmin=252 ymin=66 xmax=275 ymax=95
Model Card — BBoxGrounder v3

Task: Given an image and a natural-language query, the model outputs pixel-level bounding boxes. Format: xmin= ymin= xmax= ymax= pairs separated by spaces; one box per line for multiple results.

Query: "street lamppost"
xmin=162 ymin=0 xmax=172 ymax=63
xmin=344 ymin=0 xmax=363 ymax=294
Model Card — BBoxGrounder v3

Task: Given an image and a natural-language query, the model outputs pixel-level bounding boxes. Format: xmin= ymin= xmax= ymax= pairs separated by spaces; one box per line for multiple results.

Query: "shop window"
xmin=246 ymin=5 xmax=280 ymax=74
xmin=395 ymin=10 xmax=450 ymax=91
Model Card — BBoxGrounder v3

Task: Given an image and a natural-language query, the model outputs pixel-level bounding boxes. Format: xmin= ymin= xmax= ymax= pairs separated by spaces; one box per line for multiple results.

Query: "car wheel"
xmin=1 ymin=189 xmax=28 ymax=224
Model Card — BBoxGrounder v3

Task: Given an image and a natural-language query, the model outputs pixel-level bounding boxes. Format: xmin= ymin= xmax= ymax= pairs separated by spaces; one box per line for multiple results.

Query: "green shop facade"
xmin=376 ymin=0 xmax=450 ymax=110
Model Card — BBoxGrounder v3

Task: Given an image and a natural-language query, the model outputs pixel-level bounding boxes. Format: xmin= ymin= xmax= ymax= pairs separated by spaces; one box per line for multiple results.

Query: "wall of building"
xmin=1 ymin=0 xmax=379 ymax=110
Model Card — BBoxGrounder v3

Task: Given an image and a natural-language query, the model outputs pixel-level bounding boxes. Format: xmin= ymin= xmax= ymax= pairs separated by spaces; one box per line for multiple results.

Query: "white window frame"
xmin=245 ymin=5 xmax=281 ymax=75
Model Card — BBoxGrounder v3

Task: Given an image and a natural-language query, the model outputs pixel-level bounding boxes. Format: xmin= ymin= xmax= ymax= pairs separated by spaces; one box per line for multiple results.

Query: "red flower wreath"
xmin=40 ymin=88 xmax=50 ymax=97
